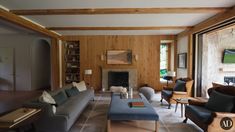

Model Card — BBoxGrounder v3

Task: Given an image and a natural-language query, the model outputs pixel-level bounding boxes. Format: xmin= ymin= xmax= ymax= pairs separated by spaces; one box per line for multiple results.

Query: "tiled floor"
xmin=70 ymin=92 xmax=203 ymax=132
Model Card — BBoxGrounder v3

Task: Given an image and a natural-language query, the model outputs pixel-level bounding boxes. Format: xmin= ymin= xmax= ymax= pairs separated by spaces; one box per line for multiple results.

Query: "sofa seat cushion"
xmin=161 ymin=90 xmax=173 ymax=98
xmin=56 ymin=99 xmax=78 ymax=119
xmin=55 ymin=89 xmax=94 ymax=119
xmin=186 ymin=105 xmax=213 ymax=124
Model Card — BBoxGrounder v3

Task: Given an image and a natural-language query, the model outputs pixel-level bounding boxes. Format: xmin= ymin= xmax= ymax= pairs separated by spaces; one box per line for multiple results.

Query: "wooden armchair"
xmin=184 ymin=86 xmax=235 ymax=132
xmin=160 ymin=78 xmax=194 ymax=109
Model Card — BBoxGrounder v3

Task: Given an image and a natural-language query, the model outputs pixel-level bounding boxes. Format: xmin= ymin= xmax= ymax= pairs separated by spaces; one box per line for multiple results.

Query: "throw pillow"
xmin=39 ymin=91 xmax=56 ymax=105
xmin=205 ymin=91 xmax=235 ymax=112
xmin=53 ymin=91 xmax=68 ymax=106
xmin=65 ymin=87 xmax=79 ymax=97
xmin=72 ymin=81 xmax=87 ymax=91
xmin=173 ymin=80 xmax=186 ymax=92
xmin=52 ymin=105 xmax=56 ymax=114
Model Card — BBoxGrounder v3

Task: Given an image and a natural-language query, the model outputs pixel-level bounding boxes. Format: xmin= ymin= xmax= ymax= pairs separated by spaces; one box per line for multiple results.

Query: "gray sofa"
xmin=24 ymin=85 xmax=94 ymax=132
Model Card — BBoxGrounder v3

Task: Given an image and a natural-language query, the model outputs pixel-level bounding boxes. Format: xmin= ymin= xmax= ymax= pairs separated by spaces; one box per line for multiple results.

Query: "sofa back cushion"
xmin=73 ymin=81 xmax=87 ymax=91
xmin=65 ymin=87 xmax=79 ymax=97
xmin=53 ymin=91 xmax=68 ymax=106
xmin=205 ymin=91 xmax=235 ymax=112
xmin=39 ymin=91 xmax=56 ymax=105
xmin=173 ymin=80 xmax=186 ymax=92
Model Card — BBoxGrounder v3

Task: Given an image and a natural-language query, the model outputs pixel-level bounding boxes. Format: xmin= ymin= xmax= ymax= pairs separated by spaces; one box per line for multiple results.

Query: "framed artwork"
xmin=178 ymin=53 xmax=187 ymax=68
xmin=107 ymin=50 xmax=132 ymax=64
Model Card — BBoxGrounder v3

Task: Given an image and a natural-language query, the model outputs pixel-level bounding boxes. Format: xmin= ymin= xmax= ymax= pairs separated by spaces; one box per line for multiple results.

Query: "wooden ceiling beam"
xmin=46 ymin=26 xmax=192 ymax=30
xmin=0 ymin=8 xmax=61 ymax=38
xmin=11 ymin=7 xmax=228 ymax=15
xmin=178 ymin=6 xmax=235 ymax=37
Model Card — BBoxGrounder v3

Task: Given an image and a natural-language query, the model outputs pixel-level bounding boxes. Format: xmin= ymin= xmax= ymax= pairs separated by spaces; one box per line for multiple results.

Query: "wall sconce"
xmin=100 ymin=54 xmax=105 ymax=61
xmin=84 ymin=69 xmax=92 ymax=75
xmin=133 ymin=54 xmax=138 ymax=61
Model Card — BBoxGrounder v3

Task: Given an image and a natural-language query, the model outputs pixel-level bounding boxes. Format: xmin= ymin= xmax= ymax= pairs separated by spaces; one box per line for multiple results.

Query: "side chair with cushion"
xmin=184 ymin=86 xmax=235 ymax=132
xmin=160 ymin=78 xmax=194 ymax=109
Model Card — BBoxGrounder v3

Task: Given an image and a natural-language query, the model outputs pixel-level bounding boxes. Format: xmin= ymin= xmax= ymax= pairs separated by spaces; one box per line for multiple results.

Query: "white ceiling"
xmin=0 ymin=0 xmax=235 ymax=35
xmin=0 ymin=19 xmax=36 ymax=35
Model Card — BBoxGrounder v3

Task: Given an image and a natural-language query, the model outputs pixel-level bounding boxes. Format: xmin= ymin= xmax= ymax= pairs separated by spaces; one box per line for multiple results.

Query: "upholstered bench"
xmin=107 ymin=93 xmax=159 ymax=132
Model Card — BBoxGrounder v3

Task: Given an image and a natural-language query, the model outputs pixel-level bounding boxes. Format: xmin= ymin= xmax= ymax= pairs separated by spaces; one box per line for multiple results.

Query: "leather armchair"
xmin=160 ymin=78 xmax=194 ymax=109
xmin=184 ymin=86 xmax=235 ymax=132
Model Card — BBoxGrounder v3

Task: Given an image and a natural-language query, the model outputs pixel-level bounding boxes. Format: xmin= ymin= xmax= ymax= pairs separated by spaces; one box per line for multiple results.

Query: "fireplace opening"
xmin=108 ymin=71 xmax=129 ymax=89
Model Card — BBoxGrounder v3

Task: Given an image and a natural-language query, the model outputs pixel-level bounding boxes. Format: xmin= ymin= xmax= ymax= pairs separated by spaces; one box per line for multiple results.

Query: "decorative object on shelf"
xmin=163 ymin=71 xmax=176 ymax=87
xmin=64 ymin=41 xmax=80 ymax=84
xmin=107 ymin=50 xmax=132 ymax=64
xmin=178 ymin=53 xmax=187 ymax=68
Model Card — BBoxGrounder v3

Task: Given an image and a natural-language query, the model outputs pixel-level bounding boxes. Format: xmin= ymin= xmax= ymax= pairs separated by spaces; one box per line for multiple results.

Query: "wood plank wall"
xmin=63 ymin=35 xmax=176 ymax=91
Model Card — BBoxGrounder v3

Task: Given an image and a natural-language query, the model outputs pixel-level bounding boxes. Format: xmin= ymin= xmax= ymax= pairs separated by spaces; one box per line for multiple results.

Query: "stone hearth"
xmin=102 ymin=68 xmax=137 ymax=91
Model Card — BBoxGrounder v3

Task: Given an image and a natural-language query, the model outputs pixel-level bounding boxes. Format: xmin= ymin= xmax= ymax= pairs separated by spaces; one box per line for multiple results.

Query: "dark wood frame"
xmin=178 ymin=53 xmax=187 ymax=68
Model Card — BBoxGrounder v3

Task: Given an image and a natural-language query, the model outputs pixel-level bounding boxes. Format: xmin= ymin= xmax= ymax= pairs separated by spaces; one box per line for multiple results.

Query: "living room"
xmin=0 ymin=0 xmax=235 ymax=132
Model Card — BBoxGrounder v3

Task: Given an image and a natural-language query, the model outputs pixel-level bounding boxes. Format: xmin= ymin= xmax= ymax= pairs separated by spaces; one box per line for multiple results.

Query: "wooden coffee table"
xmin=174 ymin=97 xmax=208 ymax=117
xmin=0 ymin=107 xmax=41 ymax=131
xmin=173 ymin=98 xmax=189 ymax=117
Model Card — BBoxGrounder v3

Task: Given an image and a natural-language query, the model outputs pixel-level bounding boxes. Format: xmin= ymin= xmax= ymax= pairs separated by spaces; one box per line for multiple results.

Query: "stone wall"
xmin=201 ymin=25 xmax=235 ymax=97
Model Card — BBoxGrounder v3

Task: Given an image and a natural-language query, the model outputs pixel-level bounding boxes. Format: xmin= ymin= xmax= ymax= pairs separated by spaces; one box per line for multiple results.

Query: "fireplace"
xmin=102 ymin=68 xmax=137 ymax=91
xmin=108 ymin=71 xmax=129 ymax=89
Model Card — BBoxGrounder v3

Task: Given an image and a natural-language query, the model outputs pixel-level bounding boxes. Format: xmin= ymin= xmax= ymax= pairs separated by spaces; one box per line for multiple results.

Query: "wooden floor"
xmin=0 ymin=91 xmax=42 ymax=115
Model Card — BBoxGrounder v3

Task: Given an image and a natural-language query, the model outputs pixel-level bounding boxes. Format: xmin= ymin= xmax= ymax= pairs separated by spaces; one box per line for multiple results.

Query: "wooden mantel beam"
xmin=0 ymin=8 xmax=61 ymax=38
xmin=47 ymin=26 xmax=192 ymax=31
xmin=10 ymin=7 xmax=228 ymax=15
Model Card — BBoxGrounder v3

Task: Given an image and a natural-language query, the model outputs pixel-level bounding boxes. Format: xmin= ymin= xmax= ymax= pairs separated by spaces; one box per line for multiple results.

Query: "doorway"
xmin=31 ymin=39 xmax=51 ymax=90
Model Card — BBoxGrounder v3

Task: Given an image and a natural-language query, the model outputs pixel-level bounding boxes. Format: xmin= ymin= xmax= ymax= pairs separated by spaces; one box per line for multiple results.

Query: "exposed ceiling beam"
xmin=178 ymin=6 xmax=235 ymax=37
xmin=46 ymin=26 xmax=192 ymax=31
xmin=10 ymin=7 xmax=228 ymax=15
xmin=0 ymin=8 xmax=61 ymax=38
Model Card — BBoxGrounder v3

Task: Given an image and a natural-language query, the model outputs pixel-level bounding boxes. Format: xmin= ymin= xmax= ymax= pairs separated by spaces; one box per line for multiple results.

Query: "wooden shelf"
xmin=64 ymin=41 xmax=80 ymax=84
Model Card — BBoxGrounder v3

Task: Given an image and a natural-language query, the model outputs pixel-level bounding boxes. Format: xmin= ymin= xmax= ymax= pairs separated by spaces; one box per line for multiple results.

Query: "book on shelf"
xmin=129 ymin=102 xmax=145 ymax=108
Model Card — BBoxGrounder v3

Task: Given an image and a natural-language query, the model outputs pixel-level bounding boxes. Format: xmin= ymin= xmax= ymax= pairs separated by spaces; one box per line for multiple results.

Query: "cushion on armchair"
xmin=186 ymin=105 xmax=213 ymax=124
xmin=205 ymin=91 xmax=235 ymax=112
xmin=173 ymin=80 xmax=186 ymax=92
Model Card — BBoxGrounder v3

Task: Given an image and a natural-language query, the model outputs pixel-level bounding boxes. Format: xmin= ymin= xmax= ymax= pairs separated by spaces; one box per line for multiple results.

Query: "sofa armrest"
xmin=23 ymin=101 xmax=54 ymax=117
xmin=173 ymin=91 xmax=187 ymax=95
xmin=208 ymin=112 xmax=235 ymax=132
xmin=188 ymin=99 xmax=206 ymax=106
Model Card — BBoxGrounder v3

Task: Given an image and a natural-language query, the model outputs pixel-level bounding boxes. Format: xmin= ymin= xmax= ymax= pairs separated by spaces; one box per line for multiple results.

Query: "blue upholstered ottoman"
xmin=107 ymin=93 xmax=159 ymax=132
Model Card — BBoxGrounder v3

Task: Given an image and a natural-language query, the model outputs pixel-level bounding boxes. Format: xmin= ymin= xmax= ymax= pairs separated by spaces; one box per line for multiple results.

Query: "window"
xmin=160 ymin=44 xmax=168 ymax=78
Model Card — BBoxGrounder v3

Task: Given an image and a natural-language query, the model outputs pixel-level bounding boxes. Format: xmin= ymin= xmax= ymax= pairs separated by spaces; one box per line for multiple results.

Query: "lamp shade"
xmin=84 ymin=69 xmax=92 ymax=75
xmin=167 ymin=71 xmax=176 ymax=77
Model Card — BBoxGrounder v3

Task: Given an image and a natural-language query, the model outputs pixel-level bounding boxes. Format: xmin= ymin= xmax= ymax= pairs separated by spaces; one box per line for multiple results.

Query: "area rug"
xmin=69 ymin=92 xmax=203 ymax=132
